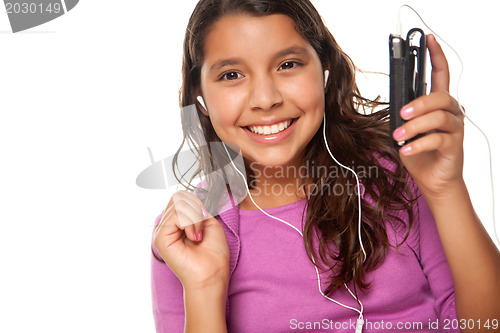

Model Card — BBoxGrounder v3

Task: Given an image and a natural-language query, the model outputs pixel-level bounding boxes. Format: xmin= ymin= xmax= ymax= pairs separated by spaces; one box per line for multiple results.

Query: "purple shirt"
xmin=151 ymin=190 xmax=458 ymax=332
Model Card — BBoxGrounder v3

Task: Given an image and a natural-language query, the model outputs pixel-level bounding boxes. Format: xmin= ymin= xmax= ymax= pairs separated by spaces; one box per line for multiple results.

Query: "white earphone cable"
xmin=221 ymin=117 xmax=365 ymax=332
xmin=322 ymin=112 xmax=367 ymax=262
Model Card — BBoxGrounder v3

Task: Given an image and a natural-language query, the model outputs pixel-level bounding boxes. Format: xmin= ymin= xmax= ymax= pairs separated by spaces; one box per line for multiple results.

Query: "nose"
xmin=248 ymin=75 xmax=283 ymax=111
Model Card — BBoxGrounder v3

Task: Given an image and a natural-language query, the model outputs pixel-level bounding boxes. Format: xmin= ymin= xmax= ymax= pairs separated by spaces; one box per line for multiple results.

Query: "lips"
xmin=243 ymin=118 xmax=298 ymax=144
xmin=247 ymin=119 xmax=293 ymax=135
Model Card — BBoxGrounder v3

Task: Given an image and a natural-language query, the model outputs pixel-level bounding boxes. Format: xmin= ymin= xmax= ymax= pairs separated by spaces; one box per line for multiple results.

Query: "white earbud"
xmin=324 ymin=70 xmax=330 ymax=88
xmin=197 ymin=96 xmax=207 ymax=111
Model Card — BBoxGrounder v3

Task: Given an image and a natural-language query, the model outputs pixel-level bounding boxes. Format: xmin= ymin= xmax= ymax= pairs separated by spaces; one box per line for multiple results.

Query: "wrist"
xmin=184 ymin=278 xmax=229 ymax=297
xmin=182 ymin=266 xmax=230 ymax=292
xmin=184 ymin=281 xmax=228 ymax=333
xmin=419 ymin=178 xmax=468 ymax=207
xmin=420 ymin=180 xmax=476 ymax=225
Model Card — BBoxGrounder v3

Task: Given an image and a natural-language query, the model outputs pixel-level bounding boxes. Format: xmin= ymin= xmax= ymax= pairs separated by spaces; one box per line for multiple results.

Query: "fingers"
xmin=400 ymin=91 xmax=462 ymax=120
xmin=398 ymin=132 xmax=457 ymax=157
xmin=393 ymin=110 xmax=463 ymax=144
xmin=176 ymin=191 xmax=213 ymax=241
xmin=394 ymin=91 xmax=465 ymax=157
xmin=155 ymin=190 xmax=210 ymax=244
xmin=427 ymin=34 xmax=450 ymax=93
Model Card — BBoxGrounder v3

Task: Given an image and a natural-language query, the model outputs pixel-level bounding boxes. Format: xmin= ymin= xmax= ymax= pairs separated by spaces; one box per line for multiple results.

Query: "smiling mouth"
xmin=246 ymin=119 xmax=295 ymax=135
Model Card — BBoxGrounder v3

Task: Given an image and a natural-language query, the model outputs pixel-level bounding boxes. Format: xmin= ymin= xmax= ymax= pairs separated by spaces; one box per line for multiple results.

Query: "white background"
xmin=0 ymin=0 xmax=498 ymax=332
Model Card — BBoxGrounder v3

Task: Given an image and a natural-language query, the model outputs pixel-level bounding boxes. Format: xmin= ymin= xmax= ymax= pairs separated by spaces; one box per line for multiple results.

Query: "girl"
xmin=151 ymin=0 xmax=500 ymax=332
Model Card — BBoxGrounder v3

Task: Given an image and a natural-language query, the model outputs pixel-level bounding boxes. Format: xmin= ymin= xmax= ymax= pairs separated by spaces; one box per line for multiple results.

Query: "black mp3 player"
xmin=389 ymin=28 xmax=427 ymax=148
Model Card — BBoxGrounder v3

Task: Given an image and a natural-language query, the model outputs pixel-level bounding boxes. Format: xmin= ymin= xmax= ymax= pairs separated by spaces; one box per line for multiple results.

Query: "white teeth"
xmin=248 ymin=120 xmax=292 ymax=135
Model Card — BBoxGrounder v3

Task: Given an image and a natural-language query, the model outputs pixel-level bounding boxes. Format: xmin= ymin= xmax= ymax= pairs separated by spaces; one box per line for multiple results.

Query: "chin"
xmin=245 ymin=154 xmax=298 ymax=169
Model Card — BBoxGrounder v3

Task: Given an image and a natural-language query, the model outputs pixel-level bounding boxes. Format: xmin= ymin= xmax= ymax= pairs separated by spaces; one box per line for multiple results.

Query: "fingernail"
xmin=401 ymin=106 xmax=414 ymax=118
xmin=201 ymin=207 xmax=208 ymax=218
xmin=193 ymin=231 xmax=199 ymax=241
xmin=197 ymin=231 xmax=203 ymax=242
xmin=393 ymin=127 xmax=406 ymax=140
xmin=400 ymin=145 xmax=412 ymax=155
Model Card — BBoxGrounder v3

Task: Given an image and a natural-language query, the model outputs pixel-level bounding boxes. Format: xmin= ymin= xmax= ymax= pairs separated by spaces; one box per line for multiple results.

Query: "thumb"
xmin=198 ymin=215 xmax=229 ymax=252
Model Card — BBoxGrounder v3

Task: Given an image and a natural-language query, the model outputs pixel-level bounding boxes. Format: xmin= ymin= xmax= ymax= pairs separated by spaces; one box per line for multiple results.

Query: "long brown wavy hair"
xmin=153 ymin=0 xmax=417 ymax=295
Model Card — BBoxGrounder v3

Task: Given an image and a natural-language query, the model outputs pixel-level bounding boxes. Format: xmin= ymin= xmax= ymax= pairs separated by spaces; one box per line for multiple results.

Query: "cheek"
xmin=209 ymin=112 xmax=232 ymax=139
xmin=285 ymin=72 xmax=324 ymax=113
xmin=205 ymin=92 xmax=243 ymax=137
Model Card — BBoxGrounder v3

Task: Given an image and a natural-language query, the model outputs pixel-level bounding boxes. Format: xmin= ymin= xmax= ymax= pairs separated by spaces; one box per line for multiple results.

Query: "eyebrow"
xmin=207 ymin=46 xmax=309 ymax=74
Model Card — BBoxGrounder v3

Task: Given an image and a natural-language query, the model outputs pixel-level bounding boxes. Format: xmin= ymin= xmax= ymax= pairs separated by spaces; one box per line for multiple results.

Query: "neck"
xmin=238 ymin=160 xmax=312 ymax=210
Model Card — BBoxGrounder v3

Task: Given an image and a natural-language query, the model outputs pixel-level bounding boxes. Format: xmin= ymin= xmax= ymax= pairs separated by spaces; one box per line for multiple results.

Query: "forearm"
xmin=183 ymin=283 xmax=228 ymax=333
xmin=423 ymin=181 xmax=500 ymax=325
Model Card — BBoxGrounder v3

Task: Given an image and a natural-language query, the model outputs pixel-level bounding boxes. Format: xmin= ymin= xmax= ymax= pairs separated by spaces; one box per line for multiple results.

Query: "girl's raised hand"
xmin=153 ymin=190 xmax=230 ymax=290
xmin=393 ymin=34 xmax=466 ymax=200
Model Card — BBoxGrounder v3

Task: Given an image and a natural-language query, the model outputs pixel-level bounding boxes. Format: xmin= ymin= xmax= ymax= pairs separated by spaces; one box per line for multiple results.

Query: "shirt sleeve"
xmin=151 ymin=212 xmax=185 ymax=333
xmin=416 ymin=193 xmax=460 ymax=331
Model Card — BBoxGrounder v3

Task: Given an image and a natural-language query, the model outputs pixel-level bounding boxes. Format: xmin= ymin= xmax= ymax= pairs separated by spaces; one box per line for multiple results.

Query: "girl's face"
xmin=200 ymin=14 xmax=325 ymax=169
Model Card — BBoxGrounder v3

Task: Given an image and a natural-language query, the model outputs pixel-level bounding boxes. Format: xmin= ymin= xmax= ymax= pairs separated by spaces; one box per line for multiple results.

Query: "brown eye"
xmin=221 ymin=71 xmax=243 ymax=81
xmin=279 ymin=61 xmax=300 ymax=70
